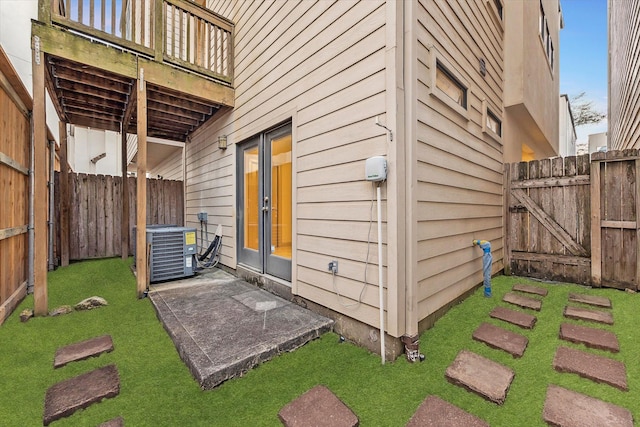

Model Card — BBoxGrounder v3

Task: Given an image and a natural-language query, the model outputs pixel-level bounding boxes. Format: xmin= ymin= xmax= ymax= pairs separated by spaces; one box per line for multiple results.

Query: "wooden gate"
xmin=505 ymin=150 xmax=640 ymax=290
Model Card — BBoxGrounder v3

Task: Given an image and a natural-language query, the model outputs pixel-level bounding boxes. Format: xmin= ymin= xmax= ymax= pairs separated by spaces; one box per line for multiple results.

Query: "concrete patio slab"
xmin=564 ymin=306 xmax=614 ymax=325
xmin=54 ymin=335 xmax=114 ymax=368
xmin=472 ymin=322 xmax=528 ymax=358
xmin=568 ymin=293 xmax=612 ymax=308
xmin=503 ymin=292 xmax=542 ymax=311
xmin=489 ymin=306 xmax=537 ymax=329
xmin=406 ymin=395 xmax=488 ymax=427
xmin=278 ymin=385 xmax=358 ymax=427
xmin=559 ymin=323 xmax=620 ymax=353
xmin=513 ymin=283 xmax=548 ymax=296
xmin=543 ymin=384 xmax=633 ymax=427
xmin=445 ymin=350 xmax=515 ymax=405
xmin=43 ymin=364 xmax=120 ymax=426
xmin=553 ymin=346 xmax=628 ymax=391
xmin=148 ymin=269 xmax=333 ymax=389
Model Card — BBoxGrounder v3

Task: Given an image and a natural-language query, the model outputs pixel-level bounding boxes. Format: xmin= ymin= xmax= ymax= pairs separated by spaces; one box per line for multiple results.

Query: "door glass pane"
xmin=270 ymin=134 xmax=292 ymax=259
xmin=244 ymin=147 xmax=259 ymax=251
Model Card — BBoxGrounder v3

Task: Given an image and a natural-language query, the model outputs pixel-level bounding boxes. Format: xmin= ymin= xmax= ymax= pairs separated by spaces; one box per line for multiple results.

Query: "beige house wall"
xmin=609 ymin=0 xmax=640 ymax=150
xmin=411 ymin=0 xmax=504 ymax=329
xmin=504 ymin=0 xmax=560 ymax=162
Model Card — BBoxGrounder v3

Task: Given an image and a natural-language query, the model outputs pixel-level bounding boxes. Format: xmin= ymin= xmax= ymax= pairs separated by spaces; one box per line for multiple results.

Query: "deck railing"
xmin=48 ymin=0 xmax=233 ymax=84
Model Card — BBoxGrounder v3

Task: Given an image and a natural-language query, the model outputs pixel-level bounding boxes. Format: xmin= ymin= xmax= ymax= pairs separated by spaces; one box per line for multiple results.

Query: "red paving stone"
xmin=543 ymin=384 xmax=633 ymax=427
xmin=406 ymin=395 xmax=488 ymax=427
xmin=472 ymin=322 xmax=528 ymax=358
xmin=502 ymin=292 xmax=542 ymax=311
xmin=564 ymin=306 xmax=614 ymax=325
xmin=513 ymin=283 xmax=548 ymax=296
xmin=43 ymin=365 xmax=120 ymax=426
xmin=489 ymin=306 xmax=537 ymax=329
xmin=445 ymin=350 xmax=514 ymax=405
xmin=568 ymin=293 xmax=612 ymax=308
xmin=278 ymin=385 xmax=358 ymax=427
xmin=559 ymin=323 xmax=620 ymax=353
xmin=54 ymin=335 xmax=114 ymax=368
xmin=553 ymin=346 xmax=628 ymax=391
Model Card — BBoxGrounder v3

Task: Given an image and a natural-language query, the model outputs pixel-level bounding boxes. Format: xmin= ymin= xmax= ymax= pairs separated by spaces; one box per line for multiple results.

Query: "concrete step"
xmin=278 ymin=385 xmax=358 ymax=427
xmin=472 ymin=322 xmax=528 ymax=358
xmin=489 ymin=306 xmax=537 ymax=329
xmin=406 ymin=395 xmax=488 ymax=427
xmin=513 ymin=283 xmax=548 ymax=296
xmin=553 ymin=346 xmax=627 ymax=391
xmin=543 ymin=384 xmax=633 ymax=427
xmin=564 ymin=306 xmax=614 ymax=325
xmin=43 ymin=364 xmax=120 ymax=426
xmin=503 ymin=292 xmax=542 ymax=311
xmin=568 ymin=293 xmax=612 ymax=308
xmin=445 ymin=350 xmax=515 ymax=405
xmin=559 ymin=323 xmax=620 ymax=353
xmin=54 ymin=335 xmax=114 ymax=368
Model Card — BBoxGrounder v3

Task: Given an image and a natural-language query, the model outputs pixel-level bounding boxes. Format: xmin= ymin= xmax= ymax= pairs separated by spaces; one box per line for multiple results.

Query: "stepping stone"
xmin=278 ymin=385 xmax=358 ymax=427
xmin=564 ymin=306 xmax=614 ymax=325
xmin=472 ymin=322 xmax=528 ymax=358
xmin=503 ymin=292 xmax=542 ymax=311
xmin=54 ymin=335 xmax=114 ymax=368
xmin=568 ymin=293 xmax=612 ymax=308
xmin=445 ymin=350 xmax=514 ymax=405
xmin=406 ymin=395 xmax=488 ymax=427
xmin=553 ymin=346 xmax=628 ymax=391
xmin=513 ymin=283 xmax=548 ymax=296
xmin=99 ymin=417 xmax=124 ymax=427
xmin=559 ymin=323 xmax=619 ymax=353
xmin=489 ymin=306 xmax=537 ymax=329
xmin=543 ymin=384 xmax=633 ymax=427
xmin=43 ymin=364 xmax=120 ymax=426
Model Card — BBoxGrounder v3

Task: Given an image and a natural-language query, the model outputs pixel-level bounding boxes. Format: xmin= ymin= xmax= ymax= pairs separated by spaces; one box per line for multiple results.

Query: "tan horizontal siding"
xmin=413 ymin=0 xmax=504 ymax=325
xmin=149 ymin=150 xmax=182 ymax=181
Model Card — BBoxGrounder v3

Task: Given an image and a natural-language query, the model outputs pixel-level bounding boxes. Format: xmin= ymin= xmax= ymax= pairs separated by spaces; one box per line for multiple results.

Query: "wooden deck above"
xmin=33 ymin=0 xmax=234 ymax=141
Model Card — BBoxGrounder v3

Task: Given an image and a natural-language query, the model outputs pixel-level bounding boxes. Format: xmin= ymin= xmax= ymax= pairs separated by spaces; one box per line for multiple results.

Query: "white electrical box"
xmin=365 ymin=156 xmax=387 ymax=182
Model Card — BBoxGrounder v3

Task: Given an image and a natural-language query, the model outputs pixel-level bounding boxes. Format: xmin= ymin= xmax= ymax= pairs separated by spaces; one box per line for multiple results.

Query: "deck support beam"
xmin=135 ymin=72 xmax=148 ymax=297
xmin=121 ymin=129 xmax=130 ymax=260
xmin=32 ymin=36 xmax=48 ymax=315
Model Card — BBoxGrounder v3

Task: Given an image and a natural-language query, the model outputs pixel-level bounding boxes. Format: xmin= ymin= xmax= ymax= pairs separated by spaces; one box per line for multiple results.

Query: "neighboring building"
xmin=503 ymin=0 xmax=562 ymax=162
xmin=609 ymin=0 xmax=640 ymax=150
xmin=559 ymin=94 xmax=577 ymax=157
xmin=588 ymin=132 xmax=608 ymax=154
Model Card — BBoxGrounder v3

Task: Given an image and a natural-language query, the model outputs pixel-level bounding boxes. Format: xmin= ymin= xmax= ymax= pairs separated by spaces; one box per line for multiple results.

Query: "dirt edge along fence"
xmin=505 ymin=149 xmax=640 ymax=291
xmin=54 ymin=172 xmax=184 ymax=261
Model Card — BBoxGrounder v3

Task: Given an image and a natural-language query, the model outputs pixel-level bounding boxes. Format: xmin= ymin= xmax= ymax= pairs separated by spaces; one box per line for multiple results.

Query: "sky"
xmin=559 ymin=0 xmax=608 ymax=145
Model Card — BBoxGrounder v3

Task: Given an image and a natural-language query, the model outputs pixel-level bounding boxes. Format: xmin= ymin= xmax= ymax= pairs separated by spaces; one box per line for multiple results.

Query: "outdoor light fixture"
xmin=218 ymin=135 xmax=227 ymax=150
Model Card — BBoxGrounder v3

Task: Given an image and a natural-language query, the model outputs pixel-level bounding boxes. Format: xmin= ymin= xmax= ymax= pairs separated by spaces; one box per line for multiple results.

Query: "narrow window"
xmin=539 ymin=1 xmax=545 ymax=36
xmin=493 ymin=0 xmax=503 ymax=20
xmin=486 ymin=110 xmax=502 ymax=136
xmin=550 ymin=39 xmax=554 ymax=70
xmin=436 ymin=62 xmax=467 ymax=109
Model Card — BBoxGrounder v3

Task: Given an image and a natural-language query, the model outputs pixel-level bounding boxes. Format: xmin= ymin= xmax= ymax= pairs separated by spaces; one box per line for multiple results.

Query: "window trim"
xmin=429 ymin=50 xmax=471 ymax=121
xmin=482 ymin=100 xmax=502 ymax=143
xmin=486 ymin=0 xmax=504 ymax=31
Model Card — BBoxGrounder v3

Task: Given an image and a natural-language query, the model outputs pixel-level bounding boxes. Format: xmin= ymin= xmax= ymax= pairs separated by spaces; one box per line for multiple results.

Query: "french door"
xmin=237 ymin=123 xmax=292 ymax=281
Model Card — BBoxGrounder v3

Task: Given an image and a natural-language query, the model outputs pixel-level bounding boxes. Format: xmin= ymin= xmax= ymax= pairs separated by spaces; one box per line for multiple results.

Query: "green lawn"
xmin=0 ymin=258 xmax=637 ymax=426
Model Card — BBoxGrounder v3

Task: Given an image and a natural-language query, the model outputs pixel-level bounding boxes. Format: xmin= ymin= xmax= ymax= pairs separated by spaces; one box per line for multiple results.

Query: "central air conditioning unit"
xmin=135 ymin=225 xmax=197 ymax=283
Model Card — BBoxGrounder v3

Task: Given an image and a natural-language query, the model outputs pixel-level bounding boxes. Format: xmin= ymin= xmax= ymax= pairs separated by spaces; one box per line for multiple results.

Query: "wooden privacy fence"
xmin=54 ymin=172 xmax=184 ymax=261
xmin=505 ymin=150 xmax=640 ymax=290
xmin=0 ymin=49 xmax=31 ymax=325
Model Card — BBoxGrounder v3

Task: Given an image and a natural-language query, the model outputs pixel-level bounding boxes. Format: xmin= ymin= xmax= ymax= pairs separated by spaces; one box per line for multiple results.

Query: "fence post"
xmin=590 ymin=158 xmax=602 ymax=287
xmin=503 ymin=163 xmax=512 ymax=275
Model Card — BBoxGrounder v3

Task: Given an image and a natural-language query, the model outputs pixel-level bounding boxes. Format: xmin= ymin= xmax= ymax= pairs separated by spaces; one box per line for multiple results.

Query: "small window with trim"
xmin=436 ymin=62 xmax=467 ymax=109
xmin=482 ymin=100 xmax=502 ymax=141
xmin=493 ymin=0 xmax=503 ymax=20
xmin=486 ymin=110 xmax=502 ymax=136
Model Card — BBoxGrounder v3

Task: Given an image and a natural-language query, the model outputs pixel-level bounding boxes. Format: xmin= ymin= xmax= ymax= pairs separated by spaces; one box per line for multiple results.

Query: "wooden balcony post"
xmin=32 ymin=35 xmax=48 ymax=315
xmin=136 ymin=69 xmax=148 ymax=297
xmin=59 ymin=121 xmax=69 ymax=267
xmin=154 ymin=0 xmax=164 ymax=62
xmin=38 ymin=0 xmax=52 ymax=23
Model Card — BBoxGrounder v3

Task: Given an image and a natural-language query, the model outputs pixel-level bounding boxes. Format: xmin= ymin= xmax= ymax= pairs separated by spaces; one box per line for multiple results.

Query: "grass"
xmin=0 ymin=258 xmax=638 ymax=426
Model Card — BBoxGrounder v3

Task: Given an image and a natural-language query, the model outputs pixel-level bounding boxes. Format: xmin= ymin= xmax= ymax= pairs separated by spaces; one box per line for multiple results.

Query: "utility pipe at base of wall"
xmin=472 ymin=240 xmax=492 ymax=297
xmin=27 ymin=114 xmax=34 ymax=294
